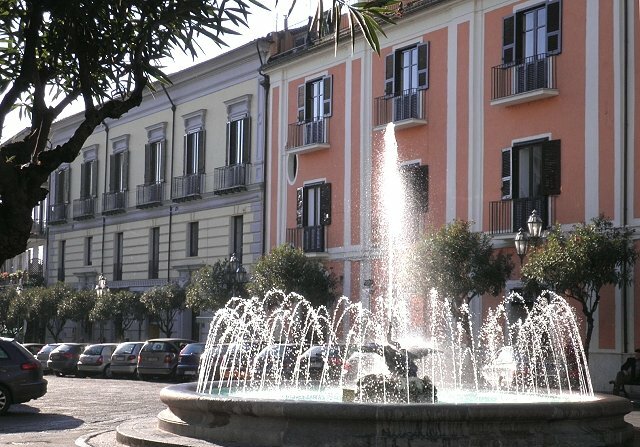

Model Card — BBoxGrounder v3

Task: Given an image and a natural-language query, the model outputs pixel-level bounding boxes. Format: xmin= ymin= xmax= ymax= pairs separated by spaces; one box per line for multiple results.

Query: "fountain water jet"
xmin=151 ymin=124 xmax=633 ymax=446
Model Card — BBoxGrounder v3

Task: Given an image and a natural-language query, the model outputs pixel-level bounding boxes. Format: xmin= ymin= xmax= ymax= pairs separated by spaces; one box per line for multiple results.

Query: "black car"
xmin=47 ymin=343 xmax=87 ymax=377
xmin=176 ymin=342 xmax=206 ymax=381
xmin=0 ymin=337 xmax=48 ymax=415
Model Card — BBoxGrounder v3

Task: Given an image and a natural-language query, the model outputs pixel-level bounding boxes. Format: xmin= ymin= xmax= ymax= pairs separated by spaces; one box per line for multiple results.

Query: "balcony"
xmin=172 ymin=173 xmax=204 ymax=202
xmin=286 ymin=118 xmax=330 ymax=154
xmin=491 ymin=54 xmax=558 ymax=106
xmin=286 ymin=226 xmax=326 ymax=253
xmin=214 ymin=164 xmax=248 ymax=195
xmin=30 ymin=219 xmax=46 ymax=237
xmin=48 ymin=203 xmax=68 ymax=225
xmin=488 ymin=197 xmax=555 ymax=235
xmin=102 ymin=191 xmax=126 ymax=214
xmin=374 ymin=88 xmax=427 ymax=129
xmin=137 ymin=182 xmax=164 ymax=208
xmin=73 ymin=197 xmax=96 ymax=220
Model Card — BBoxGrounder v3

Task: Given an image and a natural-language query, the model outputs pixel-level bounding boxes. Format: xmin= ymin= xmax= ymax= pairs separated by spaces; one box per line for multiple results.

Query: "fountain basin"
xmin=159 ymin=383 xmax=634 ymax=447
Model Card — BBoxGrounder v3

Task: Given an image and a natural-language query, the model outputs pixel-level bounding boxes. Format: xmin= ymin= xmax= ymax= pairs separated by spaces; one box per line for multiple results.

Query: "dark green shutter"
xmin=541 ymin=139 xmax=561 ymax=195
xmin=385 ymin=52 xmax=395 ymax=95
xmin=63 ymin=169 xmax=70 ymax=204
xmin=501 ymin=148 xmax=512 ymax=200
xmin=80 ymin=162 xmax=88 ymax=199
xmin=122 ymin=151 xmax=129 ymax=191
xmin=323 ymin=76 xmax=332 ymax=117
xmin=297 ymin=84 xmax=306 ymax=122
xmin=416 ymin=165 xmax=429 ymax=212
xmin=417 ymin=42 xmax=429 ymax=89
xmin=109 ymin=154 xmax=116 ymax=192
xmin=320 ymin=182 xmax=332 ymax=225
xmin=91 ymin=160 xmax=98 ymax=197
xmin=226 ymin=121 xmax=233 ymax=165
xmin=197 ymin=130 xmax=206 ymax=174
xmin=159 ymin=140 xmax=166 ymax=182
xmin=546 ymin=0 xmax=562 ymax=54
xmin=296 ymin=187 xmax=304 ymax=228
xmin=242 ymin=117 xmax=251 ymax=164
xmin=502 ymin=15 xmax=516 ymax=64
xmin=144 ymin=144 xmax=152 ymax=184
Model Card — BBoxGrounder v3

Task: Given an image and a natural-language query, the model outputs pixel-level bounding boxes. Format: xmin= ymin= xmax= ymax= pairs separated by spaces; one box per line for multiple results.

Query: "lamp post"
xmin=227 ymin=253 xmax=248 ymax=297
xmin=514 ymin=209 xmax=546 ymax=266
xmin=95 ymin=273 xmax=109 ymax=298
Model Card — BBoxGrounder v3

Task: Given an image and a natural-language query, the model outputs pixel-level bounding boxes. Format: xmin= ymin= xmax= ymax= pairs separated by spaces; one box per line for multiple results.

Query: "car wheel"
xmin=54 ymin=371 xmax=64 ymax=377
xmin=103 ymin=365 xmax=112 ymax=379
xmin=0 ymin=385 xmax=11 ymax=415
xmin=76 ymin=371 xmax=86 ymax=378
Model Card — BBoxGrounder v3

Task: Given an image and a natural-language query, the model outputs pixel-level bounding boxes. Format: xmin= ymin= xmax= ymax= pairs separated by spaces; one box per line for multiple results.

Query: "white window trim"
xmin=82 ymin=145 xmax=98 ymax=162
xmin=146 ymin=122 xmax=167 ymax=143
xmin=111 ymin=135 xmax=129 ymax=154
xmin=182 ymin=109 xmax=206 ymax=133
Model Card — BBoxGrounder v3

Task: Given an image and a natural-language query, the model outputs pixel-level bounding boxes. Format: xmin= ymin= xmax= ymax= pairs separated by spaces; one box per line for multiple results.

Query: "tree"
xmin=141 ymin=283 xmax=186 ymax=338
xmin=413 ymin=220 xmax=514 ymax=343
xmin=186 ymin=260 xmax=239 ymax=313
xmin=521 ymin=216 xmax=637 ymax=362
xmin=92 ymin=290 xmax=146 ymax=342
xmin=0 ymin=287 xmax=24 ymax=338
xmin=248 ymin=244 xmax=337 ymax=307
xmin=0 ymin=0 xmax=395 ymax=267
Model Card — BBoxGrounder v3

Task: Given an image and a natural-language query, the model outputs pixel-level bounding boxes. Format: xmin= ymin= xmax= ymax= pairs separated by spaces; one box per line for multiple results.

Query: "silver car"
xmin=35 ymin=343 xmax=60 ymax=374
xmin=77 ymin=343 xmax=119 ymax=378
xmin=110 ymin=341 xmax=144 ymax=378
xmin=137 ymin=338 xmax=194 ymax=381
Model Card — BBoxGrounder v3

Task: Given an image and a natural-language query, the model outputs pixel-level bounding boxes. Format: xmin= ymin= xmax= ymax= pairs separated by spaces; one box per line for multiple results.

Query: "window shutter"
xmin=144 ymin=144 xmax=152 ymax=184
xmin=91 ymin=160 xmax=98 ymax=197
xmin=159 ymin=140 xmax=166 ymax=182
xmin=226 ymin=121 xmax=232 ymax=165
xmin=546 ymin=0 xmax=562 ymax=54
xmin=297 ymin=84 xmax=305 ymax=122
xmin=416 ymin=165 xmax=429 ymax=212
xmin=417 ymin=42 xmax=429 ymax=89
xmin=502 ymin=14 xmax=516 ymax=64
xmin=501 ymin=148 xmax=512 ymax=199
xmin=63 ymin=169 xmax=70 ymax=204
xmin=183 ymin=134 xmax=189 ymax=175
xmin=320 ymin=182 xmax=332 ymax=225
xmin=109 ymin=154 xmax=116 ymax=192
xmin=385 ymin=52 xmax=395 ymax=95
xmin=296 ymin=187 xmax=304 ymax=228
xmin=122 ymin=150 xmax=129 ymax=191
xmin=242 ymin=117 xmax=251 ymax=164
xmin=323 ymin=75 xmax=332 ymax=117
xmin=197 ymin=130 xmax=206 ymax=174
xmin=541 ymin=139 xmax=561 ymax=195
xmin=80 ymin=163 xmax=88 ymax=199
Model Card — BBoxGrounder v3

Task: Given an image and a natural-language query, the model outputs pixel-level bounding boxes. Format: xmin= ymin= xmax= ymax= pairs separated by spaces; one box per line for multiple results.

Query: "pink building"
xmin=263 ymin=0 xmax=640 ymax=391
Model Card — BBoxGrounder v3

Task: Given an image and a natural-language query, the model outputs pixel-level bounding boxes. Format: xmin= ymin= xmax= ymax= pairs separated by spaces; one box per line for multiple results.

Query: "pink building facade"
xmin=263 ymin=0 xmax=640 ymax=391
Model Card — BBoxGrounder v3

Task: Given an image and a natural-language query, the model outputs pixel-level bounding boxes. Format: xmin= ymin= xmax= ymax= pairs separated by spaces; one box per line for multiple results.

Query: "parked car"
xmin=21 ymin=343 xmax=45 ymax=356
xmin=252 ymin=344 xmax=305 ymax=380
xmin=35 ymin=343 xmax=60 ymax=374
xmin=176 ymin=342 xmax=206 ymax=381
xmin=137 ymin=338 xmax=195 ymax=381
xmin=77 ymin=343 xmax=119 ymax=378
xmin=341 ymin=351 xmax=390 ymax=384
xmin=110 ymin=341 xmax=144 ymax=378
xmin=201 ymin=343 xmax=232 ymax=380
xmin=218 ymin=342 xmax=264 ymax=380
xmin=47 ymin=343 xmax=87 ymax=377
xmin=0 ymin=337 xmax=47 ymax=415
xmin=297 ymin=345 xmax=345 ymax=380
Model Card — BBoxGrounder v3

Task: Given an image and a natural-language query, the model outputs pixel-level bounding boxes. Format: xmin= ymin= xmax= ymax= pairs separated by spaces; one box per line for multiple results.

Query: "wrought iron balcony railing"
xmin=488 ymin=197 xmax=554 ymax=235
xmin=286 ymin=118 xmax=330 ymax=152
xmin=102 ymin=191 xmax=126 ymax=214
xmin=48 ymin=203 xmax=68 ymax=225
xmin=172 ymin=173 xmax=204 ymax=201
xmin=30 ymin=219 xmax=47 ymax=236
xmin=374 ymin=88 xmax=427 ymax=128
xmin=214 ymin=164 xmax=248 ymax=195
xmin=286 ymin=226 xmax=326 ymax=253
xmin=73 ymin=197 xmax=96 ymax=220
xmin=491 ymin=53 xmax=558 ymax=103
xmin=136 ymin=182 xmax=164 ymax=208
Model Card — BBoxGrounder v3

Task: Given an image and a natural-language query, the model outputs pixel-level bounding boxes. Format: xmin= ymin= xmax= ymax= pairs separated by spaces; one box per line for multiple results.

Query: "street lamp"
xmin=95 ymin=273 xmax=109 ymax=298
xmin=514 ymin=228 xmax=529 ymax=266
xmin=527 ymin=209 xmax=544 ymax=239
xmin=227 ymin=253 xmax=248 ymax=297
xmin=514 ymin=209 xmax=546 ymax=266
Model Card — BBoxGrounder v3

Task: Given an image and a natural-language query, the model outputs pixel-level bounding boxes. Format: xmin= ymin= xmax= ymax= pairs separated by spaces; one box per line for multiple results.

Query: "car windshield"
xmin=143 ymin=342 xmax=177 ymax=353
xmin=181 ymin=343 xmax=205 ymax=355
xmin=55 ymin=344 xmax=77 ymax=352
xmin=84 ymin=345 xmax=105 ymax=355
xmin=114 ymin=343 xmax=139 ymax=355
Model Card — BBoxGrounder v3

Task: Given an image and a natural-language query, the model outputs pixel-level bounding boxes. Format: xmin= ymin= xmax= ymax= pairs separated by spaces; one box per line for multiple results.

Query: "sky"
xmin=1 ymin=1 xmax=314 ymax=142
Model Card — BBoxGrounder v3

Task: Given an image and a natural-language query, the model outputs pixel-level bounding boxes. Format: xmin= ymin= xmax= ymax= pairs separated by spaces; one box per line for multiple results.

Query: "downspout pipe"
xmin=622 ymin=0 xmax=629 ymax=353
xmin=101 ymin=121 xmax=109 ymax=275
xmin=257 ymin=38 xmax=270 ymax=257
xmin=162 ymin=84 xmax=177 ymax=282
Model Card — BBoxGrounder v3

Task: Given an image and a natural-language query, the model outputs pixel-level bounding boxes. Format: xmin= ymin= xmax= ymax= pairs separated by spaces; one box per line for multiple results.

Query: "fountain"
xmin=149 ymin=124 xmax=633 ymax=447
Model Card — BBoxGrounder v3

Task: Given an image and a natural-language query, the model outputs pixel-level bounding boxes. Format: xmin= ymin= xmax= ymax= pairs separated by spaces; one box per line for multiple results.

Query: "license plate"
xmin=146 ymin=357 xmax=158 ymax=362
xmin=115 ymin=355 xmax=125 ymax=361
xmin=185 ymin=371 xmax=196 ymax=376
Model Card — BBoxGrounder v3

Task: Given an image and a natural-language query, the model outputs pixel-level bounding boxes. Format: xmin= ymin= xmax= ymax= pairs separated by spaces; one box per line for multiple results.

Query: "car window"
xmin=182 ymin=344 xmax=205 ymax=355
xmin=84 ymin=346 xmax=104 ymax=355
xmin=115 ymin=343 xmax=138 ymax=354
xmin=144 ymin=342 xmax=176 ymax=353
xmin=0 ymin=346 xmax=8 ymax=360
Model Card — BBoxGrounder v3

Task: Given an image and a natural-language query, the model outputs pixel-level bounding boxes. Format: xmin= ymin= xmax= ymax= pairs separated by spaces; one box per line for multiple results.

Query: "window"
xmin=85 ymin=237 xmax=92 ymax=266
xmin=187 ymin=222 xmax=199 ymax=258
xmin=232 ymin=216 xmax=243 ymax=262
xmin=58 ymin=240 xmax=65 ymax=282
xmin=80 ymin=161 xmax=97 ymax=199
xmin=53 ymin=168 xmax=70 ymax=205
xmin=227 ymin=118 xmax=250 ymax=165
xmin=501 ymin=139 xmax=560 ymax=231
xmin=296 ymin=76 xmax=332 ymax=145
xmin=109 ymin=151 xmax=129 ymax=192
xmin=384 ymin=43 xmax=429 ymax=121
xmin=144 ymin=140 xmax=165 ymax=184
xmin=296 ymin=182 xmax=331 ymax=252
xmin=502 ymin=1 xmax=562 ymax=93
xmin=150 ymin=227 xmax=160 ymax=279
xmin=114 ymin=232 xmax=123 ymax=281
xmin=185 ymin=130 xmax=205 ymax=175
xmin=399 ymin=164 xmax=428 ymax=241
